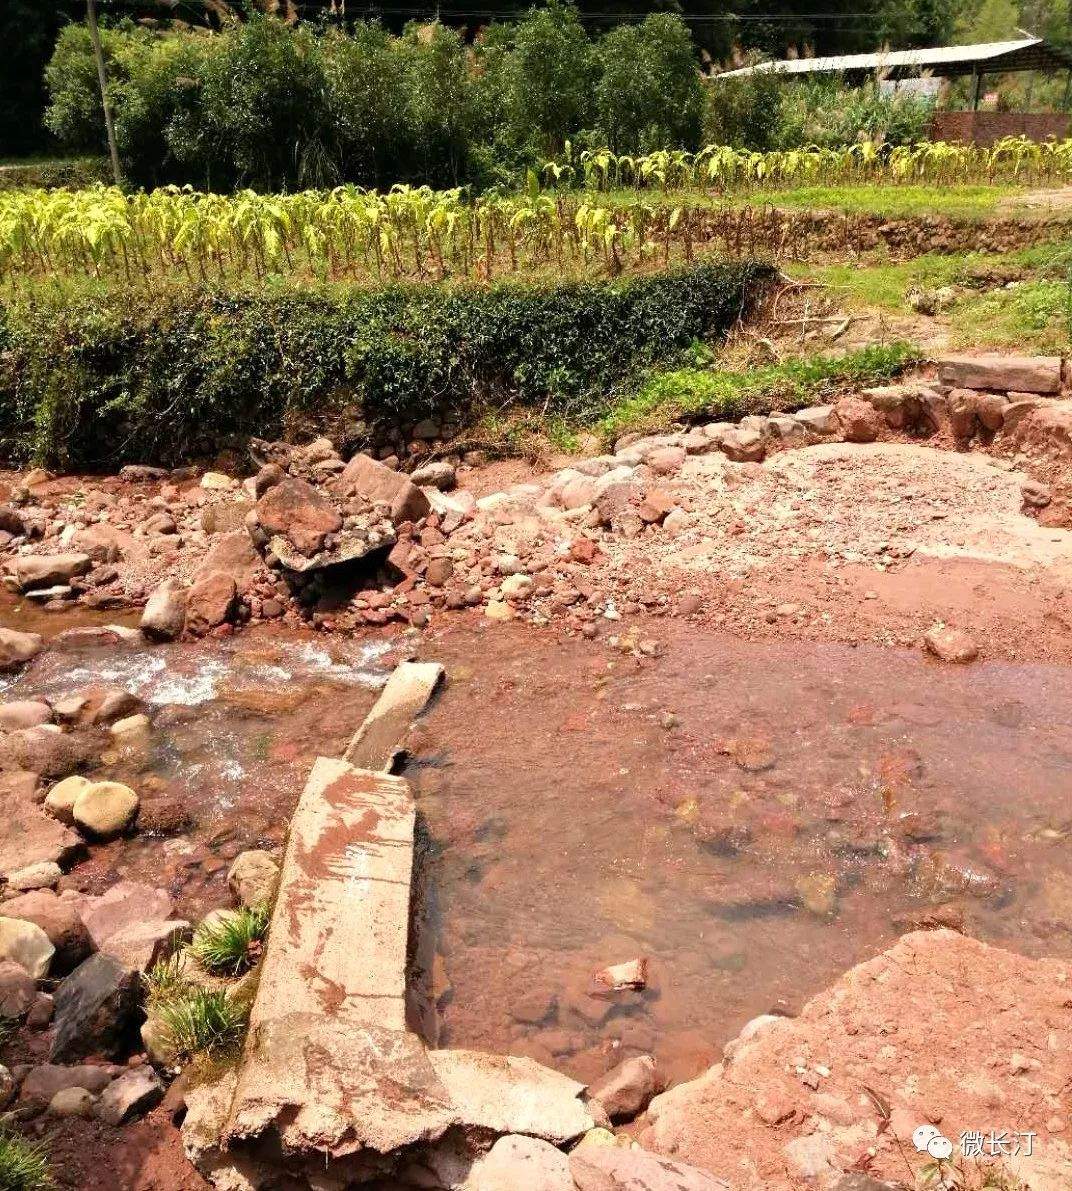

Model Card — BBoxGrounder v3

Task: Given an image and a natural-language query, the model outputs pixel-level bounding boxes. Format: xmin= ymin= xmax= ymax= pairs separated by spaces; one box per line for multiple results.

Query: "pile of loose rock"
xmin=1 ymin=353 xmax=1069 ymax=656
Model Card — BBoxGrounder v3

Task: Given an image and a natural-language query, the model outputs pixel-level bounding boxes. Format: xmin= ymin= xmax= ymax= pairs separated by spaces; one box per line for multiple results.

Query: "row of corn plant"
xmin=2 ymin=171 xmax=1066 ymax=292
xmin=544 ymin=137 xmax=1072 ymax=192
xmin=0 ymin=183 xmax=754 ymax=288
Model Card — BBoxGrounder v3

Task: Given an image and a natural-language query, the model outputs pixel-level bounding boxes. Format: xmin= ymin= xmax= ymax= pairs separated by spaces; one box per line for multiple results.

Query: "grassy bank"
xmin=0 ymin=262 xmax=768 ymax=470
xmin=797 ymin=241 xmax=1072 ymax=352
xmin=594 ymin=342 xmax=921 ymax=443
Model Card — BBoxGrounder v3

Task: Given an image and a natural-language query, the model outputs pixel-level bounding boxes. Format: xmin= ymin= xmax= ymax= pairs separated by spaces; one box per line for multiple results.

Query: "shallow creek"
xmin=6 ymin=614 xmax=1072 ymax=1090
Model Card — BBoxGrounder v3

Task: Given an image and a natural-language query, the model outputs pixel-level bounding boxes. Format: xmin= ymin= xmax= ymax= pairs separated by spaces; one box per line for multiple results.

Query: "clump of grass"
xmin=0 ymin=1130 xmax=53 ymax=1191
xmin=190 ymin=907 xmax=270 ymax=977
xmin=154 ymin=989 xmax=248 ymax=1062
xmin=142 ymin=949 xmax=192 ymax=1008
xmin=596 ymin=340 xmax=920 ymax=443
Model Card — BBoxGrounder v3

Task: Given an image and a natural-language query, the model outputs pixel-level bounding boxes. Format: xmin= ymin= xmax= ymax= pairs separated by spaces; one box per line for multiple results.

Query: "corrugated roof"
xmin=716 ymin=37 xmax=1072 ymax=79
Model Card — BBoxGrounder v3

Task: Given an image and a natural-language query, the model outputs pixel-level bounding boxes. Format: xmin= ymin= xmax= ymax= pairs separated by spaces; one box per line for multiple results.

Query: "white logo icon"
xmin=912 ymin=1124 xmax=953 ymax=1159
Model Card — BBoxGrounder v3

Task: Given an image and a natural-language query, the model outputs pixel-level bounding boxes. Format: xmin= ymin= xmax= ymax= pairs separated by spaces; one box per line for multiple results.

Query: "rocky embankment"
xmin=1 ymin=352 xmax=1071 ymax=672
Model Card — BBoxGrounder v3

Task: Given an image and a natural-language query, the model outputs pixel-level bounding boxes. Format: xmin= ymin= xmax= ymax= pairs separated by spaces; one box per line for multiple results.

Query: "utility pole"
xmin=86 ymin=0 xmax=122 ymax=186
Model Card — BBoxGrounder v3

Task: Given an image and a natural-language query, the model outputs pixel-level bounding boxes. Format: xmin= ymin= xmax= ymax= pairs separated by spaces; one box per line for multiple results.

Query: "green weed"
xmin=154 ymin=989 xmax=248 ymax=1062
xmin=0 ymin=1130 xmax=53 ymax=1191
xmin=190 ymin=907 xmax=269 ymax=977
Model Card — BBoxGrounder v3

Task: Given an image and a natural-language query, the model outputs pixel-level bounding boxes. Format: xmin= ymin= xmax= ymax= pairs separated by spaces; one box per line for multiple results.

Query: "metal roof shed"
xmin=715 ymin=37 xmax=1072 ymax=109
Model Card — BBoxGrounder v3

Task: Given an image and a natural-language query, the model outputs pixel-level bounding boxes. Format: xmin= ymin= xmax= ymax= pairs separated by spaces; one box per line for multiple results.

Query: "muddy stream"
xmin=5 ymin=610 xmax=1072 ymax=1092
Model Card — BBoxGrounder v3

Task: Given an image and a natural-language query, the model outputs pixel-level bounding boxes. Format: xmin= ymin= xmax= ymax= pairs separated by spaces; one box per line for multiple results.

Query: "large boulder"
xmin=227 ymin=850 xmax=280 ymax=909
xmin=570 ymin=1143 xmax=731 ymax=1190
xmin=0 ymin=701 xmax=52 ymax=732
xmin=336 ymin=454 xmax=430 ymax=525
xmin=0 ymin=804 xmax=81 ymax=879
xmin=5 ymin=554 xmax=91 ymax=592
xmin=44 ymin=775 xmax=91 ymax=825
xmin=255 ymin=477 xmax=342 ymax=557
xmin=20 ymin=1063 xmax=114 ymax=1105
xmin=0 ymin=627 xmax=43 ymax=673
xmin=184 ymin=571 xmax=236 ymax=635
xmin=80 ymin=881 xmax=173 ymax=949
xmin=938 ymin=353 xmax=1061 ymax=394
xmin=0 ymin=917 xmax=54 ymax=978
xmin=835 ymin=398 xmax=882 ymax=444
xmin=0 ymin=724 xmax=99 ymax=778
xmin=95 ymin=1067 xmax=164 ymax=1125
xmin=587 ymin=1054 xmax=659 ymax=1122
xmin=72 ymin=781 xmax=139 ymax=838
xmin=0 ymin=960 xmax=37 ymax=1018
xmin=50 ymin=952 xmax=140 ymax=1061
xmin=465 ymin=1135 xmax=573 ymax=1190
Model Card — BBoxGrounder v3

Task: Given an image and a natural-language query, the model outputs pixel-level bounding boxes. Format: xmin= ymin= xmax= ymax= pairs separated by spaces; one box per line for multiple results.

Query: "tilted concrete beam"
xmin=345 ymin=661 xmax=444 ymax=771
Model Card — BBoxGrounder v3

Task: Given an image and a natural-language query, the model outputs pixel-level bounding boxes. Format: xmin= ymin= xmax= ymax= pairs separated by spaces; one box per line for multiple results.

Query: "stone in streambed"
xmin=5 ymin=554 xmax=91 ymax=592
xmin=0 ymin=627 xmax=43 ymax=673
xmin=255 ymin=477 xmax=341 ymax=557
xmin=0 ymin=701 xmax=52 ymax=731
xmin=80 ymin=881 xmax=173 ymax=949
xmin=140 ymin=577 xmax=187 ymax=641
xmin=95 ymin=1067 xmax=164 ymax=1125
xmin=1 ymin=890 xmax=92 ymax=974
xmin=570 ymin=1143 xmax=731 ymax=1190
xmin=44 ymin=775 xmax=91 ymax=825
xmin=184 ymin=571 xmax=236 ymax=635
xmin=227 ymin=850 xmax=280 ymax=909
xmin=0 ymin=960 xmax=37 ymax=1018
xmin=464 ymin=1135 xmax=573 ymax=1190
xmin=49 ymin=1086 xmax=97 ymax=1118
xmin=587 ymin=1053 xmax=659 ymax=1122
xmin=0 ymin=916 xmax=54 ymax=978
xmin=411 ymin=461 xmax=457 ymax=491
xmin=72 ymin=781 xmax=139 ymax=838
xmin=50 ymin=952 xmax=140 ymax=1061
xmin=336 ymin=453 xmax=430 ymax=525
xmin=21 ymin=1063 xmax=114 ymax=1105
xmin=0 ymin=804 xmax=81 ymax=879
xmin=924 ymin=625 xmax=979 ymax=664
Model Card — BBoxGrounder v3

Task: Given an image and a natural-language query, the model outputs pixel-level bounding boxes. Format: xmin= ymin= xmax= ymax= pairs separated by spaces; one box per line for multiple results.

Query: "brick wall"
xmin=932 ymin=111 xmax=1070 ymax=146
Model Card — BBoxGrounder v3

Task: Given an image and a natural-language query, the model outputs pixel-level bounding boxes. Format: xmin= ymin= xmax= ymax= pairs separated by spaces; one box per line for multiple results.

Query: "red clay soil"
xmin=641 ymin=929 xmax=1072 ymax=1189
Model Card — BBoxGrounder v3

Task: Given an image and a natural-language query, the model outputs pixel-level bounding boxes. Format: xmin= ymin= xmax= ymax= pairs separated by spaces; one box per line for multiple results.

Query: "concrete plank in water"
xmin=344 ymin=660 xmax=444 ymax=771
xmin=250 ymin=755 xmax=415 ymax=1032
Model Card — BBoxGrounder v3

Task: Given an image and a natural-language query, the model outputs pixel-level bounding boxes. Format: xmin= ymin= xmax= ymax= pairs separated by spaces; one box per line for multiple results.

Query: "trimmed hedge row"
xmin=0 ymin=263 xmax=769 ymax=470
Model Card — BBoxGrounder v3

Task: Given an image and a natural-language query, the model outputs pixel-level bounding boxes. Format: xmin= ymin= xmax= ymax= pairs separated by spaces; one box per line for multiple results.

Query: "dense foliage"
xmin=705 ymin=75 xmax=937 ymax=151
xmin=44 ymin=8 xmax=707 ymax=191
xmin=0 ymin=262 xmax=767 ymax=468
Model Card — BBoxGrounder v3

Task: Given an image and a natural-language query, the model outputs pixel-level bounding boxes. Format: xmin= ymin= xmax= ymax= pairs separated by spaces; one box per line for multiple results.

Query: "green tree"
xmin=504 ymin=1 xmax=596 ymax=153
xmin=596 ymin=14 xmax=703 ymax=152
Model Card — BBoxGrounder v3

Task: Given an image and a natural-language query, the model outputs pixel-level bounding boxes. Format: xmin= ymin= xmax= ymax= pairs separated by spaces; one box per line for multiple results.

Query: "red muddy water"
xmin=6 ymin=615 xmax=1072 ymax=1092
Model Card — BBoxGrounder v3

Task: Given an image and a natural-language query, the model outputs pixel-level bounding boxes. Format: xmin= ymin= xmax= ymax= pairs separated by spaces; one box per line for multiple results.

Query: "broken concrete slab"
xmin=248 ymin=757 xmax=414 ymax=1031
xmin=344 ymin=661 xmax=444 ymax=771
xmin=224 ymin=1016 xmax=455 ymax=1161
xmin=429 ymin=1049 xmax=594 ymax=1145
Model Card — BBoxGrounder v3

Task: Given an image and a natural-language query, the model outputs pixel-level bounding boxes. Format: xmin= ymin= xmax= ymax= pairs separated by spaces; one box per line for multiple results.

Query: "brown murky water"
xmin=408 ymin=622 xmax=1072 ymax=1086
xmin=6 ymin=614 xmax=1072 ymax=1090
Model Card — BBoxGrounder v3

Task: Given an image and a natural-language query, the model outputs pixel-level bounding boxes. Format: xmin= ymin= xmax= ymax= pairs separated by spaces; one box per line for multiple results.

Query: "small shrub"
xmin=190 ymin=907 xmax=269 ymax=977
xmin=155 ymin=989 xmax=248 ymax=1061
xmin=0 ymin=1130 xmax=53 ymax=1191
